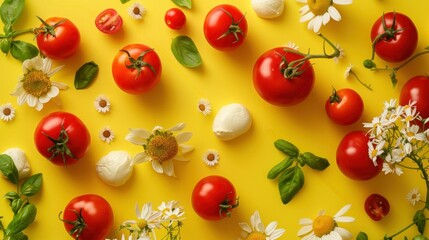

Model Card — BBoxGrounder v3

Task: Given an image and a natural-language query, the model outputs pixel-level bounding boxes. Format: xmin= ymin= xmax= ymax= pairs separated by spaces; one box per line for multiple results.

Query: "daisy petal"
xmin=163 ymin=160 xmax=175 ymax=177
xmin=175 ymin=132 xmax=192 ymax=144
xmin=133 ymin=152 xmax=149 ymax=164
xmin=265 ymin=221 xmax=278 ymax=235
xmin=334 ymin=227 xmax=353 ymax=239
xmin=238 ymin=222 xmax=252 ymax=233
xmin=334 ymin=204 xmax=351 ymax=217
xmin=151 ymin=160 xmax=164 ymax=173
xmin=270 ymin=228 xmax=286 ymax=239
xmin=328 ymin=6 xmax=341 ymax=21
xmin=297 ymin=225 xmax=313 ymax=236
xmin=300 ymin=12 xmax=314 ymax=22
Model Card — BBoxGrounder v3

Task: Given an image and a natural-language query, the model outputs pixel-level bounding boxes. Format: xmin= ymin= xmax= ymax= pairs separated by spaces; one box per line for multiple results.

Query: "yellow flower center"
xmin=313 ymin=215 xmax=335 ymax=237
xmin=245 ymin=232 xmax=266 ymax=240
xmin=137 ymin=219 xmax=148 ymax=229
xmin=198 ymin=103 xmax=206 ymax=112
xmin=23 ymin=70 xmax=51 ymax=97
xmin=307 ymin=0 xmax=332 ymax=15
xmin=2 ymin=107 xmax=11 ymax=116
xmin=147 ymin=133 xmax=178 ymax=163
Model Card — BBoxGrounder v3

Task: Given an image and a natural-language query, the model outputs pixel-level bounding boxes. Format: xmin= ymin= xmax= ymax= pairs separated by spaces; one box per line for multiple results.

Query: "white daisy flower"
xmin=128 ymin=2 xmax=146 ymax=20
xmin=296 ymin=0 xmax=353 ymax=33
xmin=368 ymin=140 xmax=385 ymax=164
xmin=202 ymin=149 xmax=220 ymax=167
xmin=99 ymin=127 xmax=115 ymax=143
xmin=10 ymin=56 xmax=67 ymax=111
xmin=286 ymin=42 xmax=300 ymax=50
xmin=94 ymin=95 xmax=111 ymax=113
xmin=298 ymin=204 xmax=355 ymax=240
xmin=238 ymin=210 xmax=286 ymax=240
xmin=381 ymin=162 xmax=403 ymax=176
xmin=126 ymin=123 xmax=194 ymax=177
xmin=0 ymin=103 xmax=15 ymax=121
xmin=197 ymin=98 xmax=212 ymax=116
xmin=406 ymin=188 xmax=421 ymax=206
xmin=122 ymin=203 xmax=162 ymax=233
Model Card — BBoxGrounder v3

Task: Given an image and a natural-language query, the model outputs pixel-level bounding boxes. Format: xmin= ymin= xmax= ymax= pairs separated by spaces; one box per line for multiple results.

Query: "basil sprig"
xmin=172 ymin=0 xmax=192 ymax=9
xmin=0 ymin=154 xmax=43 ymax=239
xmin=268 ymin=139 xmax=329 ymax=204
xmin=171 ymin=36 xmax=202 ymax=68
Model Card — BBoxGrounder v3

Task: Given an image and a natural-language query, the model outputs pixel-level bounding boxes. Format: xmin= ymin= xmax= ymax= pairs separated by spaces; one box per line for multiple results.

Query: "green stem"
xmin=393 ymin=50 xmax=429 ymax=73
xmin=350 ymin=70 xmax=373 ymax=91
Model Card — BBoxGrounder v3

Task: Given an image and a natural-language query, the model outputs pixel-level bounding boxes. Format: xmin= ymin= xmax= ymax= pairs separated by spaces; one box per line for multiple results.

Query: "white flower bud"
xmin=212 ymin=103 xmax=252 ymax=141
xmin=96 ymin=151 xmax=134 ymax=187
xmin=2 ymin=148 xmax=31 ymax=179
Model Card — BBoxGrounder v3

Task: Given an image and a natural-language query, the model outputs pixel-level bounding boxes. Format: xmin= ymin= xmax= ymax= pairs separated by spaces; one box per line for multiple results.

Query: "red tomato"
xmin=325 ymin=88 xmax=364 ymax=125
xmin=61 ymin=194 xmax=113 ymax=240
xmin=112 ymin=44 xmax=162 ymax=94
xmin=203 ymin=4 xmax=247 ymax=51
xmin=253 ymin=47 xmax=315 ymax=106
xmin=400 ymin=75 xmax=429 ymax=120
xmin=336 ymin=131 xmax=383 ymax=181
xmin=165 ymin=8 xmax=186 ymax=30
xmin=371 ymin=12 xmax=418 ymax=62
xmin=34 ymin=111 xmax=90 ymax=166
xmin=36 ymin=17 xmax=80 ymax=59
xmin=364 ymin=194 xmax=390 ymax=221
xmin=191 ymin=175 xmax=239 ymax=221
xmin=95 ymin=8 xmax=123 ymax=34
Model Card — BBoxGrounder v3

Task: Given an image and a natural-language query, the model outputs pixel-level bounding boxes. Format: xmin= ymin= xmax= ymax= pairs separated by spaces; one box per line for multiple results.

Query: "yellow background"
xmin=1 ymin=0 xmax=429 ymax=239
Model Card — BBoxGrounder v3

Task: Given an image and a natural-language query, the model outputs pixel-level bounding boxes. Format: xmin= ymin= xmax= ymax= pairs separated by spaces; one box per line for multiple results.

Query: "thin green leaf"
xmin=10 ymin=40 xmax=39 ymax=62
xmin=74 ymin=61 xmax=99 ymax=89
xmin=5 ymin=204 xmax=37 ymax=236
xmin=120 ymin=0 xmax=130 ymax=3
xmin=274 ymin=139 xmax=299 ymax=157
xmin=0 ymin=38 xmax=11 ymax=53
xmin=413 ymin=209 xmax=426 ymax=234
xmin=267 ymin=157 xmax=294 ymax=179
xmin=172 ymin=0 xmax=192 ymax=9
xmin=171 ymin=36 xmax=202 ymax=68
xmin=0 ymin=154 xmax=19 ymax=184
xmin=20 ymin=173 xmax=43 ymax=197
xmin=0 ymin=0 xmax=25 ymax=26
xmin=300 ymin=152 xmax=330 ymax=170
xmin=278 ymin=166 xmax=304 ymax=204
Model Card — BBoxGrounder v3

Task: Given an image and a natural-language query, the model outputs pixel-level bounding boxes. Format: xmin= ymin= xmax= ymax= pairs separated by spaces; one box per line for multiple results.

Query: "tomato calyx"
xmin=329 ymin=88 xmax=341 ymax=104
xmin=218 ymin=193 xmax=239 ymax=218
xmin=120 ymin=49 xmax=157 ymax=79
xmin=35 ymin=16 xmax=66 ymax=38
xmin=216 ymin=8 xmax=246 ymax=43
xmin=42 ymin=121 xmax=77 ymax=165
xmin=59 ymin=208 xmax=87 ymax=239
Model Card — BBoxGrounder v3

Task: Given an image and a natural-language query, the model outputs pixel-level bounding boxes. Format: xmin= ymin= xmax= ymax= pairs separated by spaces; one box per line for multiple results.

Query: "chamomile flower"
xmin=0 ymin=103 xmax=15 ymax=122
xmin=333 ymin=44 xmax=344 ymax=63
xmin=382 ymin=162 xmax=403 ymax=176
xmin=126 ymin=123 xmax=193 ymax=177
xmin=197 ymin=98 xmax=212 ymax=116
xmin=94 ymin=95 xmax=111 ymax=113
xmin=128 ymin=2 xmax=146 ymax=20
xmin=202 ymin=149 xmax=220 ymax=167
xmin=406 ymin=188 xmax=421 ymax=206
xmin=99 ymin=127 xmax=115 ymax=143
xmin=298 ymin=204 xmax=355 ymax=240
xmin=368 ymin=139 xmax=385 ymax=164
xmin=121 ymin=203 xmax=162 ymax=234
xmin=11 ymin=56 xmax=67 ymax=111
xmin=238 ymin=210 xmax=286 ymax=240
xmin=296 ymin=0 xmax=353 ymax=33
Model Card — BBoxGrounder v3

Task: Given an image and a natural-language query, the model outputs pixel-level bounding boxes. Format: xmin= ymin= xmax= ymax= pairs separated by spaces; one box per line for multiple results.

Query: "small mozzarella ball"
xmin=96 ymin=151 xmax=134 ymax=187
xmin=2 ymin=148 xmax=31 ymax=179
xmin=251 ymin=0 xmax=285 ymax=19
xmin=212 ymin=103 xmax=252 ymax=141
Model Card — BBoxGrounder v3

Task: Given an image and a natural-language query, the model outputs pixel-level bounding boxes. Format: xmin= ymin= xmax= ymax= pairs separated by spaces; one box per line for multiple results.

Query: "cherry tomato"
xmin=203 ymin=4 xmax=247 ymax=51
xmin=112 ymin=44 xmax=162 ymax=94
xmin=191 ymin=175 xmax=239 ymax=221
xmin=400 ymin=75 xmax=429 ymax=120
xmin=325 ymin=88 xmax=364 ymax=125
xmin=364 ymin=193 xmax=390 ymax=221
xmin=95 ymin=8 xmax=123 ymax=34
xmin=61 ymin=194 xmax=113 ymax=240
xmin=36 ymin=17 xmax=80 ymax=59
xmin=34 ymin=111 xmax=90 ymax=166
xmin=336 ymin=131 xmax=383 ymax=181
xmin=253 ymin=47 xmax=315 ymax=106
xmin=371 ymin=12 xmax=418 ymax=62
xmin=164 ymin=8 xmax=186 ymax=30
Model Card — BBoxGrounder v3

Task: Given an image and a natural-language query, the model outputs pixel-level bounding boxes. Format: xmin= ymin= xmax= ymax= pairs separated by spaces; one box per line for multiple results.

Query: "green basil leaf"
xmin=4 ymin=191 xmax=19 ymax=200
xmin=278 ymin=166 xmax=304 ymax=204
xmin=10 ymin=40 xmax=39 ymax=62
xmin=0 ymin=154 xmax=19 ymax=184
xmin=5 ymin=203 xmax=37 ymax=236
xmin=8 ymin=232 xmax=28 ymax=240
xmin=120 ymin=0 xmax=130 ymax=3
xmin=413 ymin=209 xmax=426 ymax=234
xmin=74 ymin=61 xmax=99 ymax=89
xmin=1 ymin=38 xmax=11 ymax=53
xmin=267 ymin=157 xmax=294 ymax=179
xmin=172 ymin=0 xmax=192 ymax=9
xmin=11 ymin=198 xmax=23 ymax=215
xmin=171 ymin=36 xmax=202 ymax=68
xmin=20 ymin=173 xmax=43 ymax=197
xmin=356 ymin=232 xmax=369 ymax=240
xmin=300 ymin=152 xmax=330 ymax=170
xmin=274 ymin=139 xmax=299 ymax=157
xmin=0 ymin=0 xmax=25 ymax=26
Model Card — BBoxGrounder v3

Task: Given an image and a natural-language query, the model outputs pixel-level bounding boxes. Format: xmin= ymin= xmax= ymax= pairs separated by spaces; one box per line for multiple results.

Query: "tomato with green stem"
xmin=203 ymin=4 xmax=247 ymax=51
xmin=325 ymin=88 xmax=364 ymax=125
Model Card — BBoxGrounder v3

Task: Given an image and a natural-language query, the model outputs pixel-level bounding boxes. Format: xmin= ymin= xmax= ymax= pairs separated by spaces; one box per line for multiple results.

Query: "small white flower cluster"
xmin=119 ymin=200 xmax=185 ymax=240
xmin=364 ymin=99 xmax=429 ymax=175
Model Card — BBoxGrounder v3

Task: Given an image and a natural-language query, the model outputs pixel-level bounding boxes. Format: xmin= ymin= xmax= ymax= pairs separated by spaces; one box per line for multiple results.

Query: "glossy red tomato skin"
xmin=165 ymin=8 xmax=186 ymax=30
xmin=400 ymin=75 xmax=429 ymax=120
xmin=371 ymin=12 xmax=418 ymax=63
xmin=112 ymin=44 xmax=162 ymax=94
xmin=63 ymin=194 xmax=114 ymax=240
xmin=364 ymin=194 xmax=390 ymax=221
xmin=253 ymin=47 xmax=315 ymax=106
xmin=325 ymin=88 xmax=364 ymax=125
xmin=36 ymin=17 xmax=80 ymax=59
xmin=191 ymin=175 xmax=238 ymax=221
xmin=95 ymin=8 xmax=123 ymax=34
xmin=203 ymin=4 xmax=247 ymax=51
xmin=34 ymin=111 xmax=91 ymax=166
xmin=336 ymin=131 xmax=383 ymax=181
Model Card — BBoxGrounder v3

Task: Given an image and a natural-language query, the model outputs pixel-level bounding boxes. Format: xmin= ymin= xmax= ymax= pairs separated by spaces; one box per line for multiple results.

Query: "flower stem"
xmin=350 ymin=70 xmax=372 ymax=91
